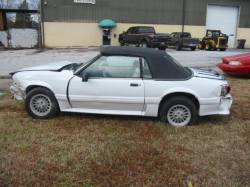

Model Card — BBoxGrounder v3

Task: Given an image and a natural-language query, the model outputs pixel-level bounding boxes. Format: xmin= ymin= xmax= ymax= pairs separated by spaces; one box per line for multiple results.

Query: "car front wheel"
xmin=25 ymin=87 xmax=60 ymax=119
xmin=159 ymin=96 xmax=197 ymax=127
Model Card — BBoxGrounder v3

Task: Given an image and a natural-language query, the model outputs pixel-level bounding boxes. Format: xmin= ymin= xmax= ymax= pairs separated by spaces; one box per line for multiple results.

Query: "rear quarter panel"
xmin=143 ymin=77 xmax=227 ymax=116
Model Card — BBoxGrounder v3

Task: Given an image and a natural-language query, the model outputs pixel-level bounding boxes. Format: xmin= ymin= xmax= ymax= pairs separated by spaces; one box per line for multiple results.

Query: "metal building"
xmin=41 ymin=0 xmax=250 ymax=48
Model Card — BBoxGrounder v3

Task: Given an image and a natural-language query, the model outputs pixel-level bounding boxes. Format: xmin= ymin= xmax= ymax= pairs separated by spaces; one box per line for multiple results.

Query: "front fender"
xmin=22 ymin=81 xmax=56 ymax=94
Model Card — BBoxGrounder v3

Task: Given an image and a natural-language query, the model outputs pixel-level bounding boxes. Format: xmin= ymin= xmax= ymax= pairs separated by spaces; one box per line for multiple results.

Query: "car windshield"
xmin=180 ymin=33 xmax=191 ymax=38
xmin=74 ymin=54 xmax=101 ymax=73
xmin=207 ymin=31 xmax=221 ymax=37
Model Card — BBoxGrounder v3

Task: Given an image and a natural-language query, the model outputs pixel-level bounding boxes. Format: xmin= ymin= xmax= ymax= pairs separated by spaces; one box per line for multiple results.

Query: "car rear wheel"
xmin=119 ymin=40 xmax=125 ymax=46
xmin=25 ymin=87 xmax=60 ymax=119
xmin=159 ymin=46 xmax=167 ymax=51
xmin=159 ymin=96 xmax=198 ymax=127
xmin=175 ymin=43 xmax=182 ymax=51
xmin=220 ymin=48 xmax=226 ymax=51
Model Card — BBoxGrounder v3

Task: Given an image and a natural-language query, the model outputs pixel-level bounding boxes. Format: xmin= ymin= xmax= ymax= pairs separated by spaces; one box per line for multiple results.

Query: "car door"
xmin=126 ymin=27 xmax=137 ymax=44
xmin=168 ymin=33 xmax=175 ymax=46
xmin=68 ymin=55 xmax=145 ymax=115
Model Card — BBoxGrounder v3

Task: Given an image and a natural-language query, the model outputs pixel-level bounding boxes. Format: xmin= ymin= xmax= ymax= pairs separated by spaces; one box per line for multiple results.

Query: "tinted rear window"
xmin=138 ymin=27 xmax=155 ymax=33
xmin=180 ymin=33 xmax=191 ymax=38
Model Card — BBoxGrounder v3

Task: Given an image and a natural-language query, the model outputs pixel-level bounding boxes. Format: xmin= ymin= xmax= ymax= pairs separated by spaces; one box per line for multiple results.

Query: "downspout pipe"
xmin=181 ymin=0 xmax=186 ymax=46
xmin=39 ymin=0 xmax=45 ymax=48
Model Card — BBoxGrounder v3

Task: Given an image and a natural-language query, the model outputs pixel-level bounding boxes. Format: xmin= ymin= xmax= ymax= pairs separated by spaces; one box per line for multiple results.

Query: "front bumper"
xmin=10 ymin=83 xmax=25 ymax=100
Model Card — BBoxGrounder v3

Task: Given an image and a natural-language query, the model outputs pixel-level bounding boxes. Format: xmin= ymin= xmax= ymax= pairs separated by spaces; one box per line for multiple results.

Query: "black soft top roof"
xmin=100 ymin=46 xmax=191 ymax=79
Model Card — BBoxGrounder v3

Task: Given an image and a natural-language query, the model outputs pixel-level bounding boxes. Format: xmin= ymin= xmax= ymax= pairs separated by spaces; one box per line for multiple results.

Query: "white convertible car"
xmin=10 ymin=47 xmax=232 ymax=127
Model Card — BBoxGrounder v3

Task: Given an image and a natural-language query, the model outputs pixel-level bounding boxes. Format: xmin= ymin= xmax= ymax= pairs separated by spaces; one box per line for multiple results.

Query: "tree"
xmin=14 ymin=0 xmax=32 ymax=28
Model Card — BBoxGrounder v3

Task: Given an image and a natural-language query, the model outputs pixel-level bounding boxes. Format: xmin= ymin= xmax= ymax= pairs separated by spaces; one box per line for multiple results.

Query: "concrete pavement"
xmin=0 ymin=48 xmax=250 ymax=77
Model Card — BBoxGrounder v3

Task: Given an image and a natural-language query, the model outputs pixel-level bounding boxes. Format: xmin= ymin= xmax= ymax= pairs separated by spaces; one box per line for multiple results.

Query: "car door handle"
xmin=130 ymin=83 xmax=140 ymax=87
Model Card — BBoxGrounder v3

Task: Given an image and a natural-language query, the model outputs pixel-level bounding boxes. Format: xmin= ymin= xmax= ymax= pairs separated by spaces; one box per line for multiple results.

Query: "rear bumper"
xmin=199 ymin=95 xmax=233 ymax=116
xmin=218 ymin=63 xmax=250 ymax=75
xmin=149 ymin=41 xmax=167 ymax=48
xmin=182 ymin=43 xmax=198 ymax=48
xmin=218 ymin=95 xmax=233 ymax=115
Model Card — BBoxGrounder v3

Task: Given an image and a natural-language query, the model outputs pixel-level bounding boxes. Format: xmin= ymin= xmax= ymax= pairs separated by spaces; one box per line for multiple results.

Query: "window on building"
xmin=6 ymin=12 xmax=39 ymax=29
xmin=0 ymin=0 xmax=39 ymax=10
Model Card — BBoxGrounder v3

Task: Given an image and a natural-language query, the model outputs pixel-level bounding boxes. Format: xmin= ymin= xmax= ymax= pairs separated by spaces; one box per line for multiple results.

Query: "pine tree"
xmin=14 ymin=0 xmax=32 ymax=28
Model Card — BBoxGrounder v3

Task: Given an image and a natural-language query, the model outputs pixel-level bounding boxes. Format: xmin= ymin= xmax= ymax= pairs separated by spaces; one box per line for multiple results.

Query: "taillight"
xmin=221 ymin=85 xmax=231 ymax=96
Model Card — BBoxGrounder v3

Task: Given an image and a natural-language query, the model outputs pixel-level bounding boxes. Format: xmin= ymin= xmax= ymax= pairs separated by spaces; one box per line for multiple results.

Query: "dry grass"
xmin=0 ymin=77 xmax=250 ymax=187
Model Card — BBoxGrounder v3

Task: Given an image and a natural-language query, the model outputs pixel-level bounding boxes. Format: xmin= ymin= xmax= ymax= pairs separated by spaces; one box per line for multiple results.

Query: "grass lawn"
xmin=0 ymin=77 xmax=249 ymax=187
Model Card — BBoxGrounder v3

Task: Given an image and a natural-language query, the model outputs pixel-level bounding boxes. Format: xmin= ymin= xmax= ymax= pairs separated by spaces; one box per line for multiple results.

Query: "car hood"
xmin=191 ymin=68 xmax=224 ymax=80
xmin=10 ymin=61 xmax=77 ymax=75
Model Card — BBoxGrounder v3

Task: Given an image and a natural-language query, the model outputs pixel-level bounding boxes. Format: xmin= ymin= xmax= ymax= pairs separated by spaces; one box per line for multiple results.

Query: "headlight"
xmin=221 ymin=85 xmax=231 ymax=97
xmin=229 ymin=61 xmax=241 ymax=66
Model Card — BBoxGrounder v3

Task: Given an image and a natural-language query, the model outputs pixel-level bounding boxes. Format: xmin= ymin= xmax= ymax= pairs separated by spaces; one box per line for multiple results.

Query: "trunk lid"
xmin=191 ymin=68 xmax=224 ymax=80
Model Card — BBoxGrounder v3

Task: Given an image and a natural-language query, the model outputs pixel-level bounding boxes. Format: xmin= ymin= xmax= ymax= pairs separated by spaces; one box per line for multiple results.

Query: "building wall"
xmin=43 ymin=0 xmax=250 ymax=48
xmin=44 ymin=22 xmax=207 ymax=47
xmin=0 ymin=29 xmax=38 ymax=48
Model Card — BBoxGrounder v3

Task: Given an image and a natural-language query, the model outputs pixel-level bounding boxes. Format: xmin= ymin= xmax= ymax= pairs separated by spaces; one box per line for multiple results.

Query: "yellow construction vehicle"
xmin=199 ymin=30 xmax=228 ymax=51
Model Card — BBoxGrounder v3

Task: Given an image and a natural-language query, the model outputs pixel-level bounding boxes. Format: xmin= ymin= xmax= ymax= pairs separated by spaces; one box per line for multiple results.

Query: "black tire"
xmin=119 ymin=40 xmax=125 ymax=46
xmin=25 ymin=87 xmax=60 ymax=119
xmin=175 ymin=43 xmax=182 ymax=51
xmin=220 ymin=48 xmax=226 ymax=51
xmin=159 ymin=96 xmax=198 ymax=127
xmin=205 ymin=44 xmax=212 ymax=51
xmin=190 ymin=46 xmax=196 ymax=51
xmin=159 ymin=46 xmax=167 ymax=51
xmin=198 ymin=42 xmax=205 ymax=50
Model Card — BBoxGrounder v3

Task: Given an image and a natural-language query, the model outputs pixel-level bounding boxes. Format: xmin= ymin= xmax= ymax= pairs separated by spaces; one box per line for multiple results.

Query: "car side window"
xmin=207 ymin=31 xmax=212 ymax=37
xmin=142 ymin=58 xmax=152 ymax=79
xmin=172 ymin=33 xmax=177 ymax=38
xmin=134 ymin=28 xmax=139 ymax=34
xmin=83 ymin=56 xmax=141 ymax=78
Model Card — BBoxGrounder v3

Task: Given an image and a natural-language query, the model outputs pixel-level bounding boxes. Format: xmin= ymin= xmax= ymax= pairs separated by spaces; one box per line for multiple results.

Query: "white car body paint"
xmin=10 ymin=61 xmax=233 ymax=118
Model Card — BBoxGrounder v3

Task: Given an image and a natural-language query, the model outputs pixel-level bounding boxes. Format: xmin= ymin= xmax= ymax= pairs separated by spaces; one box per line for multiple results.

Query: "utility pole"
xmin=182 ymin=0 xmax=186 ymax=33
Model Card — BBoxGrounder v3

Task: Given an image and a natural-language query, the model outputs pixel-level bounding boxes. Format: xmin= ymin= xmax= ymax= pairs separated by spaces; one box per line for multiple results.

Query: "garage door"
xmin=206 ymin=5 xmax=239 ymax=48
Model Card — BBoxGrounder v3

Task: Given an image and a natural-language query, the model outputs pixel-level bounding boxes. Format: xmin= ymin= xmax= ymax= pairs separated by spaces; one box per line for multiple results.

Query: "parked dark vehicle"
xmin=118 ymin=26 xmax=171 ymax=50
xmin=167 ymin=32 xmax=200 ymax=51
